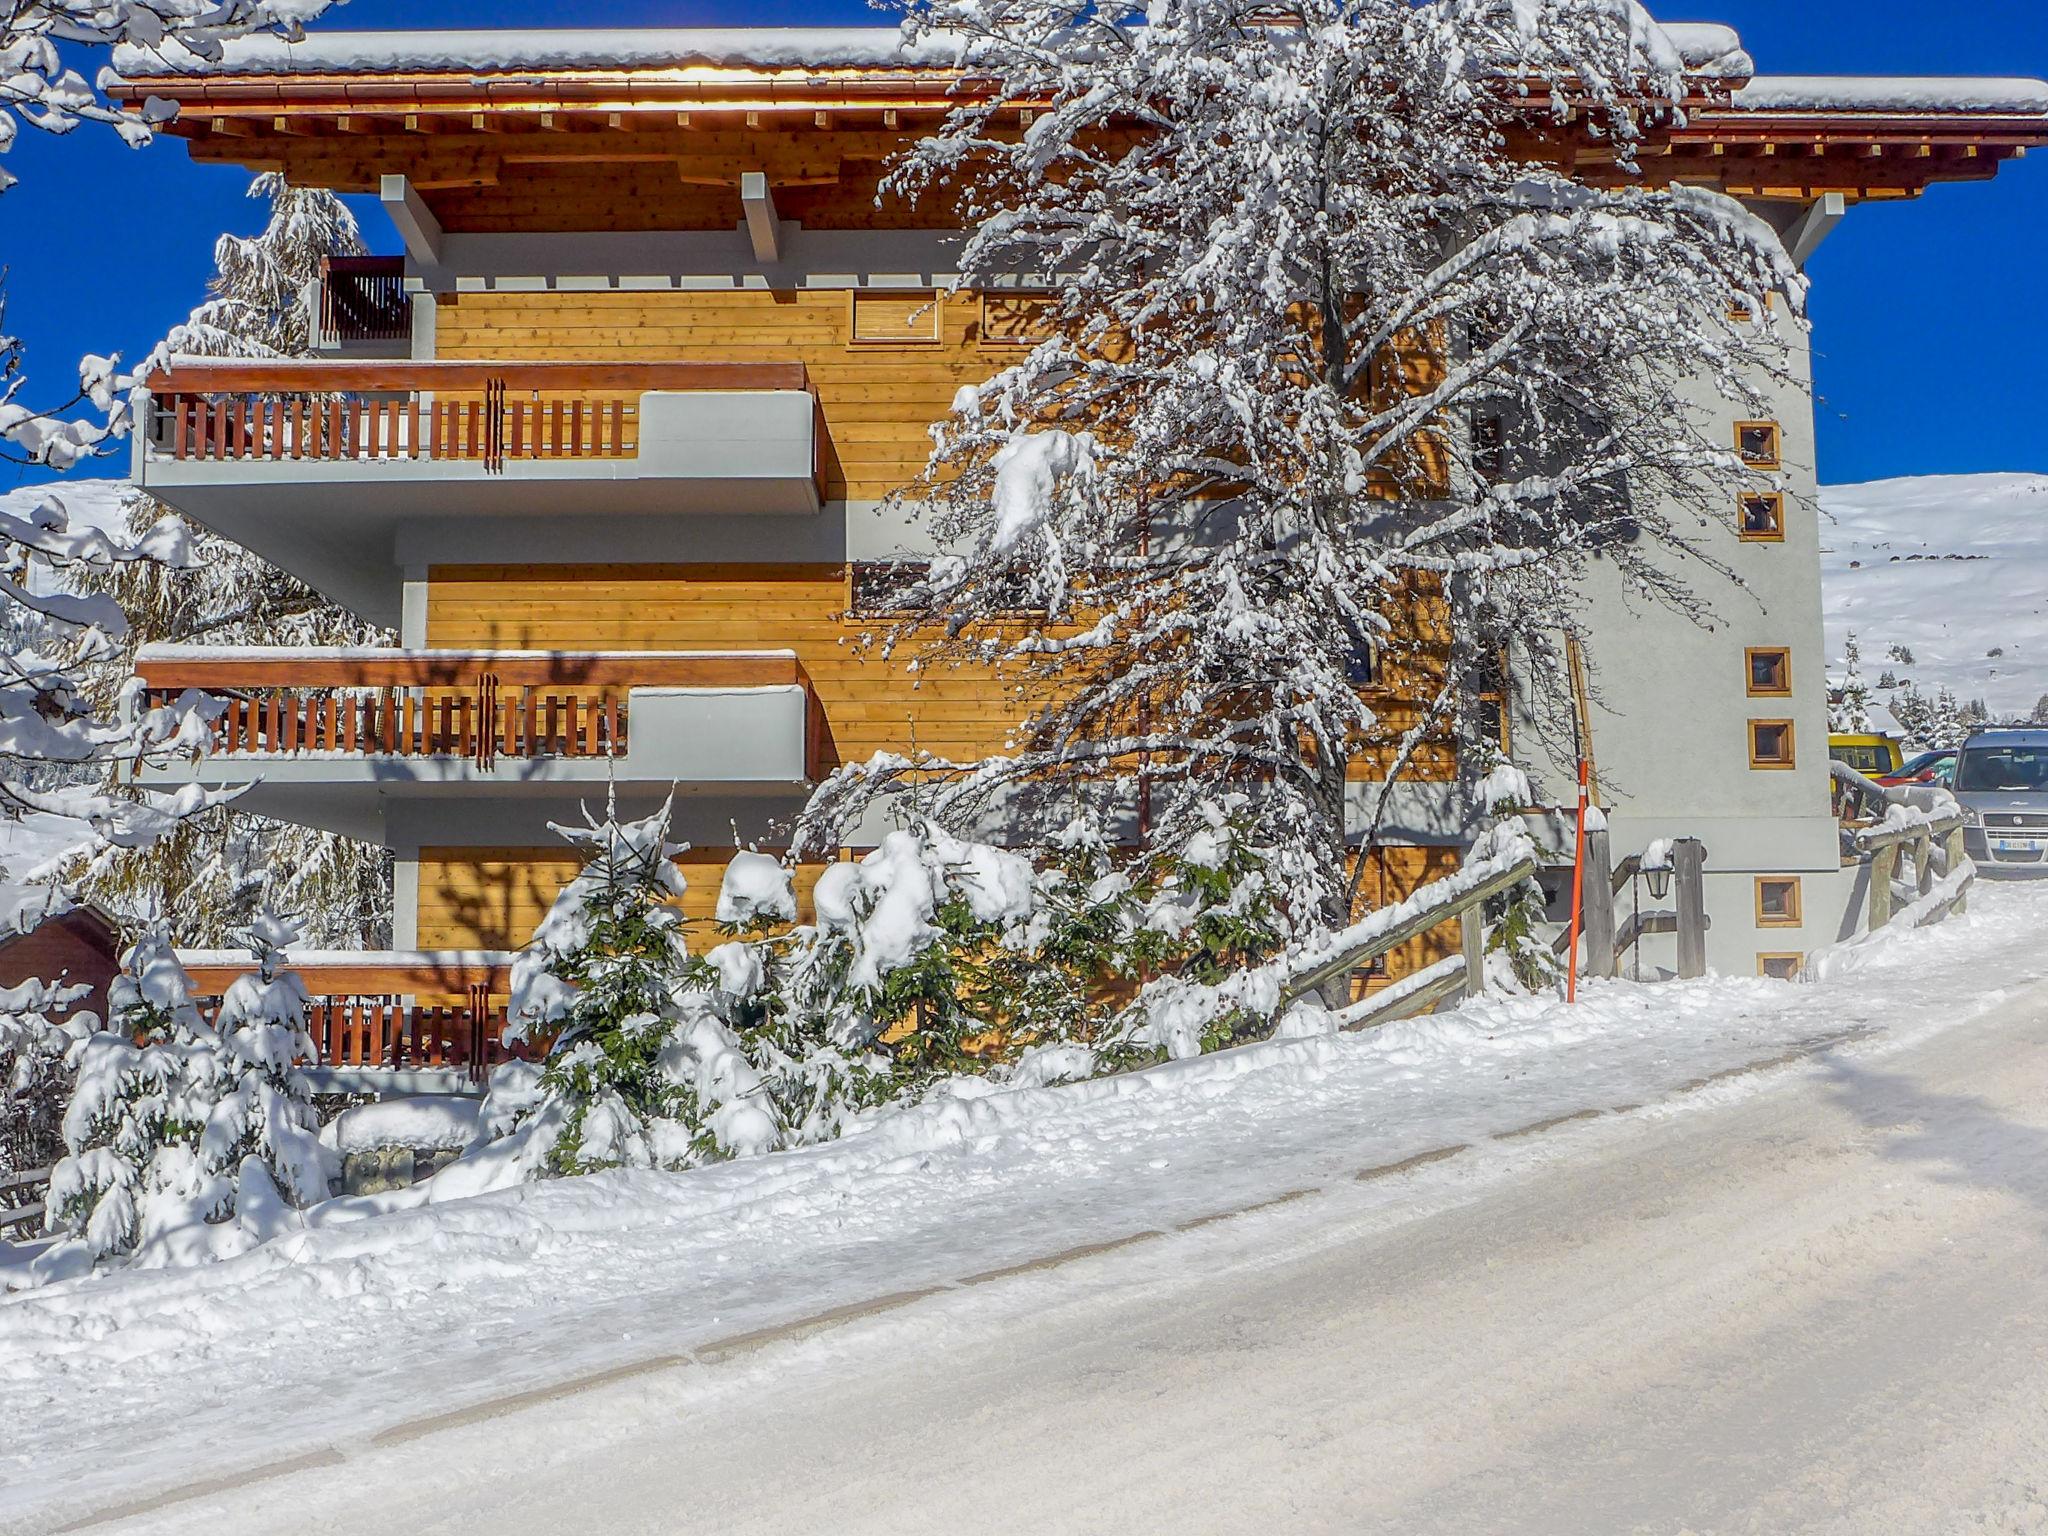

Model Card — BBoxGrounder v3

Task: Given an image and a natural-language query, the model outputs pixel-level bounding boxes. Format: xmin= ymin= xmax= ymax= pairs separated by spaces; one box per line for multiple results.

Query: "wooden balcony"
xmin=185 ymin=952 xmax=531 ymax=1089
xmin=132 ymin=361 xmax=832 ymax=624
xmin=143 ymin=359 xmax=821 ymax=474
xmin=133 ymin=647 xmax=827 ymax=840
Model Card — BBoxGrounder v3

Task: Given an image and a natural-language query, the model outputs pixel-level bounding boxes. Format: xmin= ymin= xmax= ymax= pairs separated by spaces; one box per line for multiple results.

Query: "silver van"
xmin=1955 ymin=728 xmax=2048 ymax=875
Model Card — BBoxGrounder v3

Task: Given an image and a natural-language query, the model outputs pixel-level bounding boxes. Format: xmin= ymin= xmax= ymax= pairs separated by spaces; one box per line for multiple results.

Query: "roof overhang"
xmin=110 ymin=28 xmax=2048 ymax=204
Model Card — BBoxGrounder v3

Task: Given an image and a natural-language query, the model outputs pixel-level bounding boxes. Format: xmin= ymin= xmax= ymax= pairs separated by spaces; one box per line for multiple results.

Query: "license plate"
xmin=1994 ymin=839 xmax=2042 ymax=854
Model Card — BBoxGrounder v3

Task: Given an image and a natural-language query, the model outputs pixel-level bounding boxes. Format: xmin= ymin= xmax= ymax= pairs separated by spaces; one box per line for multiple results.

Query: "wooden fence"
xmin=1831 ymin=762 xmax=1975 ymax=932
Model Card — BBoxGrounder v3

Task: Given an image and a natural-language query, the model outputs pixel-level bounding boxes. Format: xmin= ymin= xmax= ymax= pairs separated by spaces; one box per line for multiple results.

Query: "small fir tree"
xmin=504 ymin=799 xmax=776 ymax=1175
xmin=1831 ymin=632 xmax=1874 ymax=733
xmin=47 ymin=928 xmax=223 ymax=1259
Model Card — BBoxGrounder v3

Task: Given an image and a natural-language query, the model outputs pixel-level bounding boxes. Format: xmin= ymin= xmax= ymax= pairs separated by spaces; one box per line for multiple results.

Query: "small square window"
xmin=1749 ymin=719 xmax=1795 ymax=769
xmin=1756 ymin=876 xmax=1802 ymax=927
xmin=848 ymin=560 xmax=929 ymax=618
xmin=1746 ymin=647 xmax=1792 ymax=697
xmin=1345 ymin=636 xmax=1379 ymax=687
xmin=1757 ymin=952 xmax=1804 ymax=981
xmin=979 ymin=291 xmax=1057 ymax=346
xmin=1727 ymin=300 xmax=1755 ymax=324
xmin=1740 ymin=492 xmax=1785 ymax=542
xmin=1736 ymin=421 xmax=1781 ymax=469
xmin=850 ymin=289 xmax=942 ymax=346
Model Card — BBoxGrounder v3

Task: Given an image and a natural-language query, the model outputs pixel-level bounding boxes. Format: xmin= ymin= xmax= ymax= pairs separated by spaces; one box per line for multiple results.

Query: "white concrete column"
xmin=392 ymin=851 xmax=420 ymax=951
xmin=400 ymin=565 xmax=430 ymax=648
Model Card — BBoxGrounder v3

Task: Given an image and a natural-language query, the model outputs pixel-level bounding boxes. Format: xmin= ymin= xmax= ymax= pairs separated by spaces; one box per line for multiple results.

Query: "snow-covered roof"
xmin=114 ymin=28 xmax=980 ymax=79
xmin=1658 ymin=23 xmax=1752 ymax=79
xmin=1734 ymin=76 xmax=2048 ymax=115
xmin=116 ymin=18 xmax=1757 ymax=83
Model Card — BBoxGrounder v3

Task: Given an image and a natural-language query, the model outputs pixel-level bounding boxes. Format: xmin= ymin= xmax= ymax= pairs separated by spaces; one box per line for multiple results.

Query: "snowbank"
xmin=4 ymin=879 xmax=2042 ymax=1529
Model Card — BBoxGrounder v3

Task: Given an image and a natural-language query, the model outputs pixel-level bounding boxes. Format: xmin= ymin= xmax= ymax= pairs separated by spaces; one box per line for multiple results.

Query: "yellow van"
xmin=1828 ymin=733 xmax=1905 ymax=778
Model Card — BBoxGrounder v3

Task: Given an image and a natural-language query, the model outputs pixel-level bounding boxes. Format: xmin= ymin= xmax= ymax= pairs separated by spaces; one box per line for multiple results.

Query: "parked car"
xmin=1828 ymin=732 xmax=1905 ymax=779
xmin=1953 ymin=729 xmax=2048 ymax=875
xmin=1878 ymin=749 xmax=1957 ymax=789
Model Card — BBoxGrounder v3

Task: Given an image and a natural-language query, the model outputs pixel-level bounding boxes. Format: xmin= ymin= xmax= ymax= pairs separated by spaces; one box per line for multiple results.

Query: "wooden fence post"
xmin=1674 ymin=838 xmax=1708 ymax=980
xmin=1913 ymin=831 xmax=1934 ymax=900
xmin=1582 ymin=827 xmax=1616 ymax=980
xmin=1870 ymin=842 xmax=1897 ymax=930
xmin=1460 ymin=905 xmax=1487 ymax=1002
xmin=1947 ymin=826 xmax=1969 ymax=916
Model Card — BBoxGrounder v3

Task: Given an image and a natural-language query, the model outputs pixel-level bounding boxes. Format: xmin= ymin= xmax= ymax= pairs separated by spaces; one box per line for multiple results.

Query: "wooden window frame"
xmin=848 ymin=288 xmax=943 ymax=349
xmin=1757 ymin=952 xmax=1805 ymax=981
xmin=977 ymin=289 xmax=1057 ymax=349
xmin=1754 ymin=875 xmax=1803 ymax=928
xmin=1739 ymin=491 xmax=1785 ymax=543
xmin=1748 ymin=718 xmax=1796 ymax=770
xmin=1735 ymin=420 xmax=1782 ymax=470
xmin=1746 ymin=646 xmax=1792 ymax=698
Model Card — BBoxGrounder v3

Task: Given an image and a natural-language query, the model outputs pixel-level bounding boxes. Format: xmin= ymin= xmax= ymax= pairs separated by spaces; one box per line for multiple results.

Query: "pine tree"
xmin=1831 ymin=631 xmax=1874 ymax=733
xmin=70 ymin=176 xmax=393 ymax=947
xmin=801 ymin=0 xmax=1803 ymax=931
xmin=49 ymin=914 xmax=326 ymax=1262
xmin=47 ymin=928 xmax=224 ymax=1259
xmin=504 ymin=799 xmax=777 ymax=1175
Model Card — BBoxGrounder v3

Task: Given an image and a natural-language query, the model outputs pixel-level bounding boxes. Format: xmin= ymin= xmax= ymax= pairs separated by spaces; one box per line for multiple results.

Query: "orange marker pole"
xmin=1566 ymin=758 xmax=1589 ymax=1004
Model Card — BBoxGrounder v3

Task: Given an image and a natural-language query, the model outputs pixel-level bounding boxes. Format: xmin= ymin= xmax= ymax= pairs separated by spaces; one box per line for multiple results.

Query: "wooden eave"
xmin=114 ymin=65 xmax=2046 ymax=202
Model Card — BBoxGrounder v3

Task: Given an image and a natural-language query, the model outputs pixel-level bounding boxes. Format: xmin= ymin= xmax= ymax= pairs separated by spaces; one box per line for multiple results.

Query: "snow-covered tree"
xmin=72 ymin=176 xmax=394 ymax=946
xmin=47 ymin=927 xmax=219 ymax=1258
xmin=805 ymin=0 xmax=1802 ymax=930
xmin=0 ymin=0 xmax=334 ymax=465
xmin=201 ymin=911 xmax=326 ymax=1214
xmin=503 ymin=799 xmax=779 ymax=1175
xmin=0 ymin=975 xmax=95 ymax=1188
xmin=0 ymin=8 xmax=337 ymax=874
xmin=49 ymin=914 xmax=325 ymax=1262
xmin=1831 ymin=631 xmax=1874 ymax=733
xmin=1892 ymin=682 xmax=1981 ymax=749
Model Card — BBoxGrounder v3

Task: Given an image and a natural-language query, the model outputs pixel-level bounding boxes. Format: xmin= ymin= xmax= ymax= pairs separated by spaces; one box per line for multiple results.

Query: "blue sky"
xmin=0 ymin=0 xmax=2042 ymax=492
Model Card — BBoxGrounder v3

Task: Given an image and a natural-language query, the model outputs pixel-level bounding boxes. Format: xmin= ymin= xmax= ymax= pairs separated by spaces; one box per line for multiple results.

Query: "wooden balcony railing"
xmin=141 ymin=360 xmax=819 ymax=474
xmin=135 ymin=647 xmax=816 ymax=770
xmin=185 ymin=954 xmax=532 ymax=1081
xmin=318 ymin=255 xmax=410 ymax=347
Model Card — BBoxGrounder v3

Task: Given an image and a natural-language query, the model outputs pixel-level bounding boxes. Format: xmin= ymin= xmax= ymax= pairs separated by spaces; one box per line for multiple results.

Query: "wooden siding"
xmin=417 ymin=843 xmax=1460 ymax=982
xmin=417 ymin=846 xmax=827 ymax=954
xmin=433 ymin=287 xmax=990 ymax=502
xmin=427 ymin=562 xmax=1454 ymax=780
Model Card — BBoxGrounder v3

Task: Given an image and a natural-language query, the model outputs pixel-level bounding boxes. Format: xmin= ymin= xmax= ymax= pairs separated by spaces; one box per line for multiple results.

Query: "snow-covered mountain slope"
xmin=1820 ymin=473 xmax=2048 ymax=721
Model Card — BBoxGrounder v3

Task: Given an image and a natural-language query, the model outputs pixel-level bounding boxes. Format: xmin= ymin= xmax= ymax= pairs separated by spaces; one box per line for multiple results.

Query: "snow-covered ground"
xmin=1821 ymin=473 xmax=2048 ymax=721
xmin=5 ymin=882 xmax=2047 ymax=1533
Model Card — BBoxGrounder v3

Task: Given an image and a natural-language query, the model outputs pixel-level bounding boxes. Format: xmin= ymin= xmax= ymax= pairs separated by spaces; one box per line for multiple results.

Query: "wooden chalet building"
xmin=110 ymin=19 xmax=2045 ymax=1069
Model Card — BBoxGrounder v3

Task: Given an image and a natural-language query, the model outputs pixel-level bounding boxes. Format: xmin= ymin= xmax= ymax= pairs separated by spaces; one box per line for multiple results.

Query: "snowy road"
xmin=62 ymin=916 xmax=2048 ymax=1534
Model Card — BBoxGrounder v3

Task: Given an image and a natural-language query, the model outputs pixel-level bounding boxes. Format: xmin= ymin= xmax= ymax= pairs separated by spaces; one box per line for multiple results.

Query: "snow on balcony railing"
xmin=135 ymin=646 xmax=818 ymax=771
xmin=140 ymin=359 xmax=819 ymax=472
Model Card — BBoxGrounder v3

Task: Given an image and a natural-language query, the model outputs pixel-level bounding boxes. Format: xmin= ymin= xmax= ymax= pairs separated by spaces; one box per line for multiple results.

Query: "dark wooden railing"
xmin=142 ymin=360 xmax=817 ymax=474
xmin=186 ymin=957 xmax=535 ymax=1083
xmin=135 ymin=649 xmax=814 ymax=769
xmin=318 ymin=255 xmax=410 ymax=347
